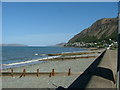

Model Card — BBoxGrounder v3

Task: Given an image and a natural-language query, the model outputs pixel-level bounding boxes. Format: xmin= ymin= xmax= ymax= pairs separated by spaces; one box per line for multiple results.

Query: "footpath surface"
xmin=86 ymin=50 xmax=117 ymax=88
xmin=67 ymin=50 xmax=117 ymax=89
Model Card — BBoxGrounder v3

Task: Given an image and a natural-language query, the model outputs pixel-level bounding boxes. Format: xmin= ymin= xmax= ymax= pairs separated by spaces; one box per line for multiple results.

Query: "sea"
xmin=0 ymin=46 xmax=87 ymax=69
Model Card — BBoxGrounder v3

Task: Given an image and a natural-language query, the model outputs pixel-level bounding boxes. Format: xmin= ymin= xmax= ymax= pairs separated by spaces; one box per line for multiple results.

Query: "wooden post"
xmin=73 ymin=56 xmax=75 ymax=59
xmin=11 ymin=69 xmax=13 ymax=77
xmin=19 ymin=69 xmax=26 ymax=78
xmin=87 ymin=56 xmax=88 ymax=58
xmin=68 ymin=68 xmax=71 ymax=76
xmin=23 ymin=69 xmax=26 ymax=77
xmin=49 ymin=73 xmax=51 ymax=77
xmin=52 ymin=69 xmax=55 ymax=76
xmin=37 ymin=69 xmax=39 ymax=77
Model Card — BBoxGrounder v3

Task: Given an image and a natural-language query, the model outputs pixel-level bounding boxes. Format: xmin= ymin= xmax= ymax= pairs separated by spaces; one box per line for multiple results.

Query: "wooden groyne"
xmin=47 ymin=51 xmax=101 ymax=56
xmin=2 ymin=51 xmax=101 ymax=68
xmin=47 ymin=55 xmax=98 ymax=61
xmin=1 ymin=68 xmax=83 ymax=77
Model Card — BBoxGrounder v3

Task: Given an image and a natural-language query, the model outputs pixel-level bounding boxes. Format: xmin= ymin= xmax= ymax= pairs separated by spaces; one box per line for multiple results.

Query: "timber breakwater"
xmin=2 ymin=50 xmax=102 ymax=70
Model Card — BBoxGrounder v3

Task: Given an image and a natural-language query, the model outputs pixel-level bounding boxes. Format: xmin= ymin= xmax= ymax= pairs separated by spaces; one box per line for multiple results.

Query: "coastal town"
xmin=64 ymin=39 xmax=118 ymax=49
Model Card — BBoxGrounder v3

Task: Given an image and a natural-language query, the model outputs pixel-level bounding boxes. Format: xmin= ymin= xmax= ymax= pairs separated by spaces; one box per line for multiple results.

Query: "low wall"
xmin=86 ymin=50 xmax=117 ymax=88
xmin=56 ymin=49 xmax=117 ymax=89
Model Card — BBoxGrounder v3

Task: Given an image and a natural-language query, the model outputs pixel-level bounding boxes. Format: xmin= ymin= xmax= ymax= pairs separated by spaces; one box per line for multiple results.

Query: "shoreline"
xmin=2 ymin=55 xmax=98 ymax=88
xmin=2 ymin=57 xmax=97 ymax=73
xmin=1 ymin=50 xmax=103 ymax=70
xmin=2 ymin=49 xmax=109 ymax=88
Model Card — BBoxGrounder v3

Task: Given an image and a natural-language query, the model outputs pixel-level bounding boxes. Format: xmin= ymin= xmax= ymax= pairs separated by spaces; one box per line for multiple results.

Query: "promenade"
xmin=67 ymin=49 xmax=117 ymax=89
xmin=86 ymin=50 xmax=117 ymax=88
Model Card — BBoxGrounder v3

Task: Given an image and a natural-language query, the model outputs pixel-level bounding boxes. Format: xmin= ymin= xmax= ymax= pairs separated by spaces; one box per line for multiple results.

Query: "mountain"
xmin=68 ymin=17 xmax=118 ymax=43
xmin=1 ymin=44 xmax=28 ymax=46
xmin=55 ymin=43 xmax=66 ymax=47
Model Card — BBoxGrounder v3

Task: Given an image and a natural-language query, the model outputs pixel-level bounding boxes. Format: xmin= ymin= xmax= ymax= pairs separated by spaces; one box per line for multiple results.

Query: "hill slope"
xmin=68 ymin=17 xmax=118 ymax=43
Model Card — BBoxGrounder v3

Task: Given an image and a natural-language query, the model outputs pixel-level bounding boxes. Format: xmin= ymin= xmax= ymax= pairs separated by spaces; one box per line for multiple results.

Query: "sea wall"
xmin=86 ymin=50 xmax=117 ymax=88
xmin=57 ymin=49 xmax=117 ymax=89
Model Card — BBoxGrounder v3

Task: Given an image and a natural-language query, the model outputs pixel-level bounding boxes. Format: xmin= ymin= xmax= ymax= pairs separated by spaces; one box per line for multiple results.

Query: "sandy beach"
xmin=2 ymin=53 xmax=101 ymax=88
xmin=2 ymin=49 xmax=118 ymax=89
xmin=1 ymin=49 xmax=104 ymax=88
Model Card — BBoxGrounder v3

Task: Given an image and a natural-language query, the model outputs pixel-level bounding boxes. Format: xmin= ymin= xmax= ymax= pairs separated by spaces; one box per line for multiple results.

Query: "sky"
xmin=2 ymin=2 xmax=118 ymax=46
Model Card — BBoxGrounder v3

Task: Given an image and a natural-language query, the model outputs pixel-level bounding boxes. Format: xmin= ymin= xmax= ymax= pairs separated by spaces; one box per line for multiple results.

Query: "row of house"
xmin=64 ymin=40 xmax=118 ymax=49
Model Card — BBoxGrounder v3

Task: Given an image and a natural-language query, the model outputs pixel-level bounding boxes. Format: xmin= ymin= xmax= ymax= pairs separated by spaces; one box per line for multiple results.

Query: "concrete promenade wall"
xmin=56 ymin=49 xmax=117 ymax=89
xmin=86 ymin=50 xmax=117 ymax=88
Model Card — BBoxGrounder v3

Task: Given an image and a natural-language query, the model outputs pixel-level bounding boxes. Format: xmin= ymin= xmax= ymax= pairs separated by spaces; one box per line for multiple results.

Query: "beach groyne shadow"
xmin=56 ymin=50 xmax=115 ymax=89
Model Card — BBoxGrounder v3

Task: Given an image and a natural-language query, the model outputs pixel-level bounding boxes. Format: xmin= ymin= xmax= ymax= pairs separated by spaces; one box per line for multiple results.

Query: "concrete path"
xmin=66 ymin=50 xmax=117 ymax=89
xmin=86 ymin=50 xmax=117 ymax=88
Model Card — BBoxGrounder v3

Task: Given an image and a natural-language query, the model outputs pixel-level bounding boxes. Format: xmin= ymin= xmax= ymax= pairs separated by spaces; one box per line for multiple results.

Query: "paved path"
xmin=86 ymin=50 xmax=117 ymax=88
xmin=67 ymin=50 xmax=117 ymax=89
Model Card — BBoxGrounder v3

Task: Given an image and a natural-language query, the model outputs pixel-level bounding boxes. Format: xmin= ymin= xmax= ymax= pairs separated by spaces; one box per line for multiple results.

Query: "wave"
xmin=2 ymin=56 xmax=61 ymax=69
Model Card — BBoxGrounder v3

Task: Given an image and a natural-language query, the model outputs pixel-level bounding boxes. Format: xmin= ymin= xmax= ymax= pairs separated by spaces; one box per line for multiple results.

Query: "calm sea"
xmin=1 ymin=46 xmax=87 ymax=69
